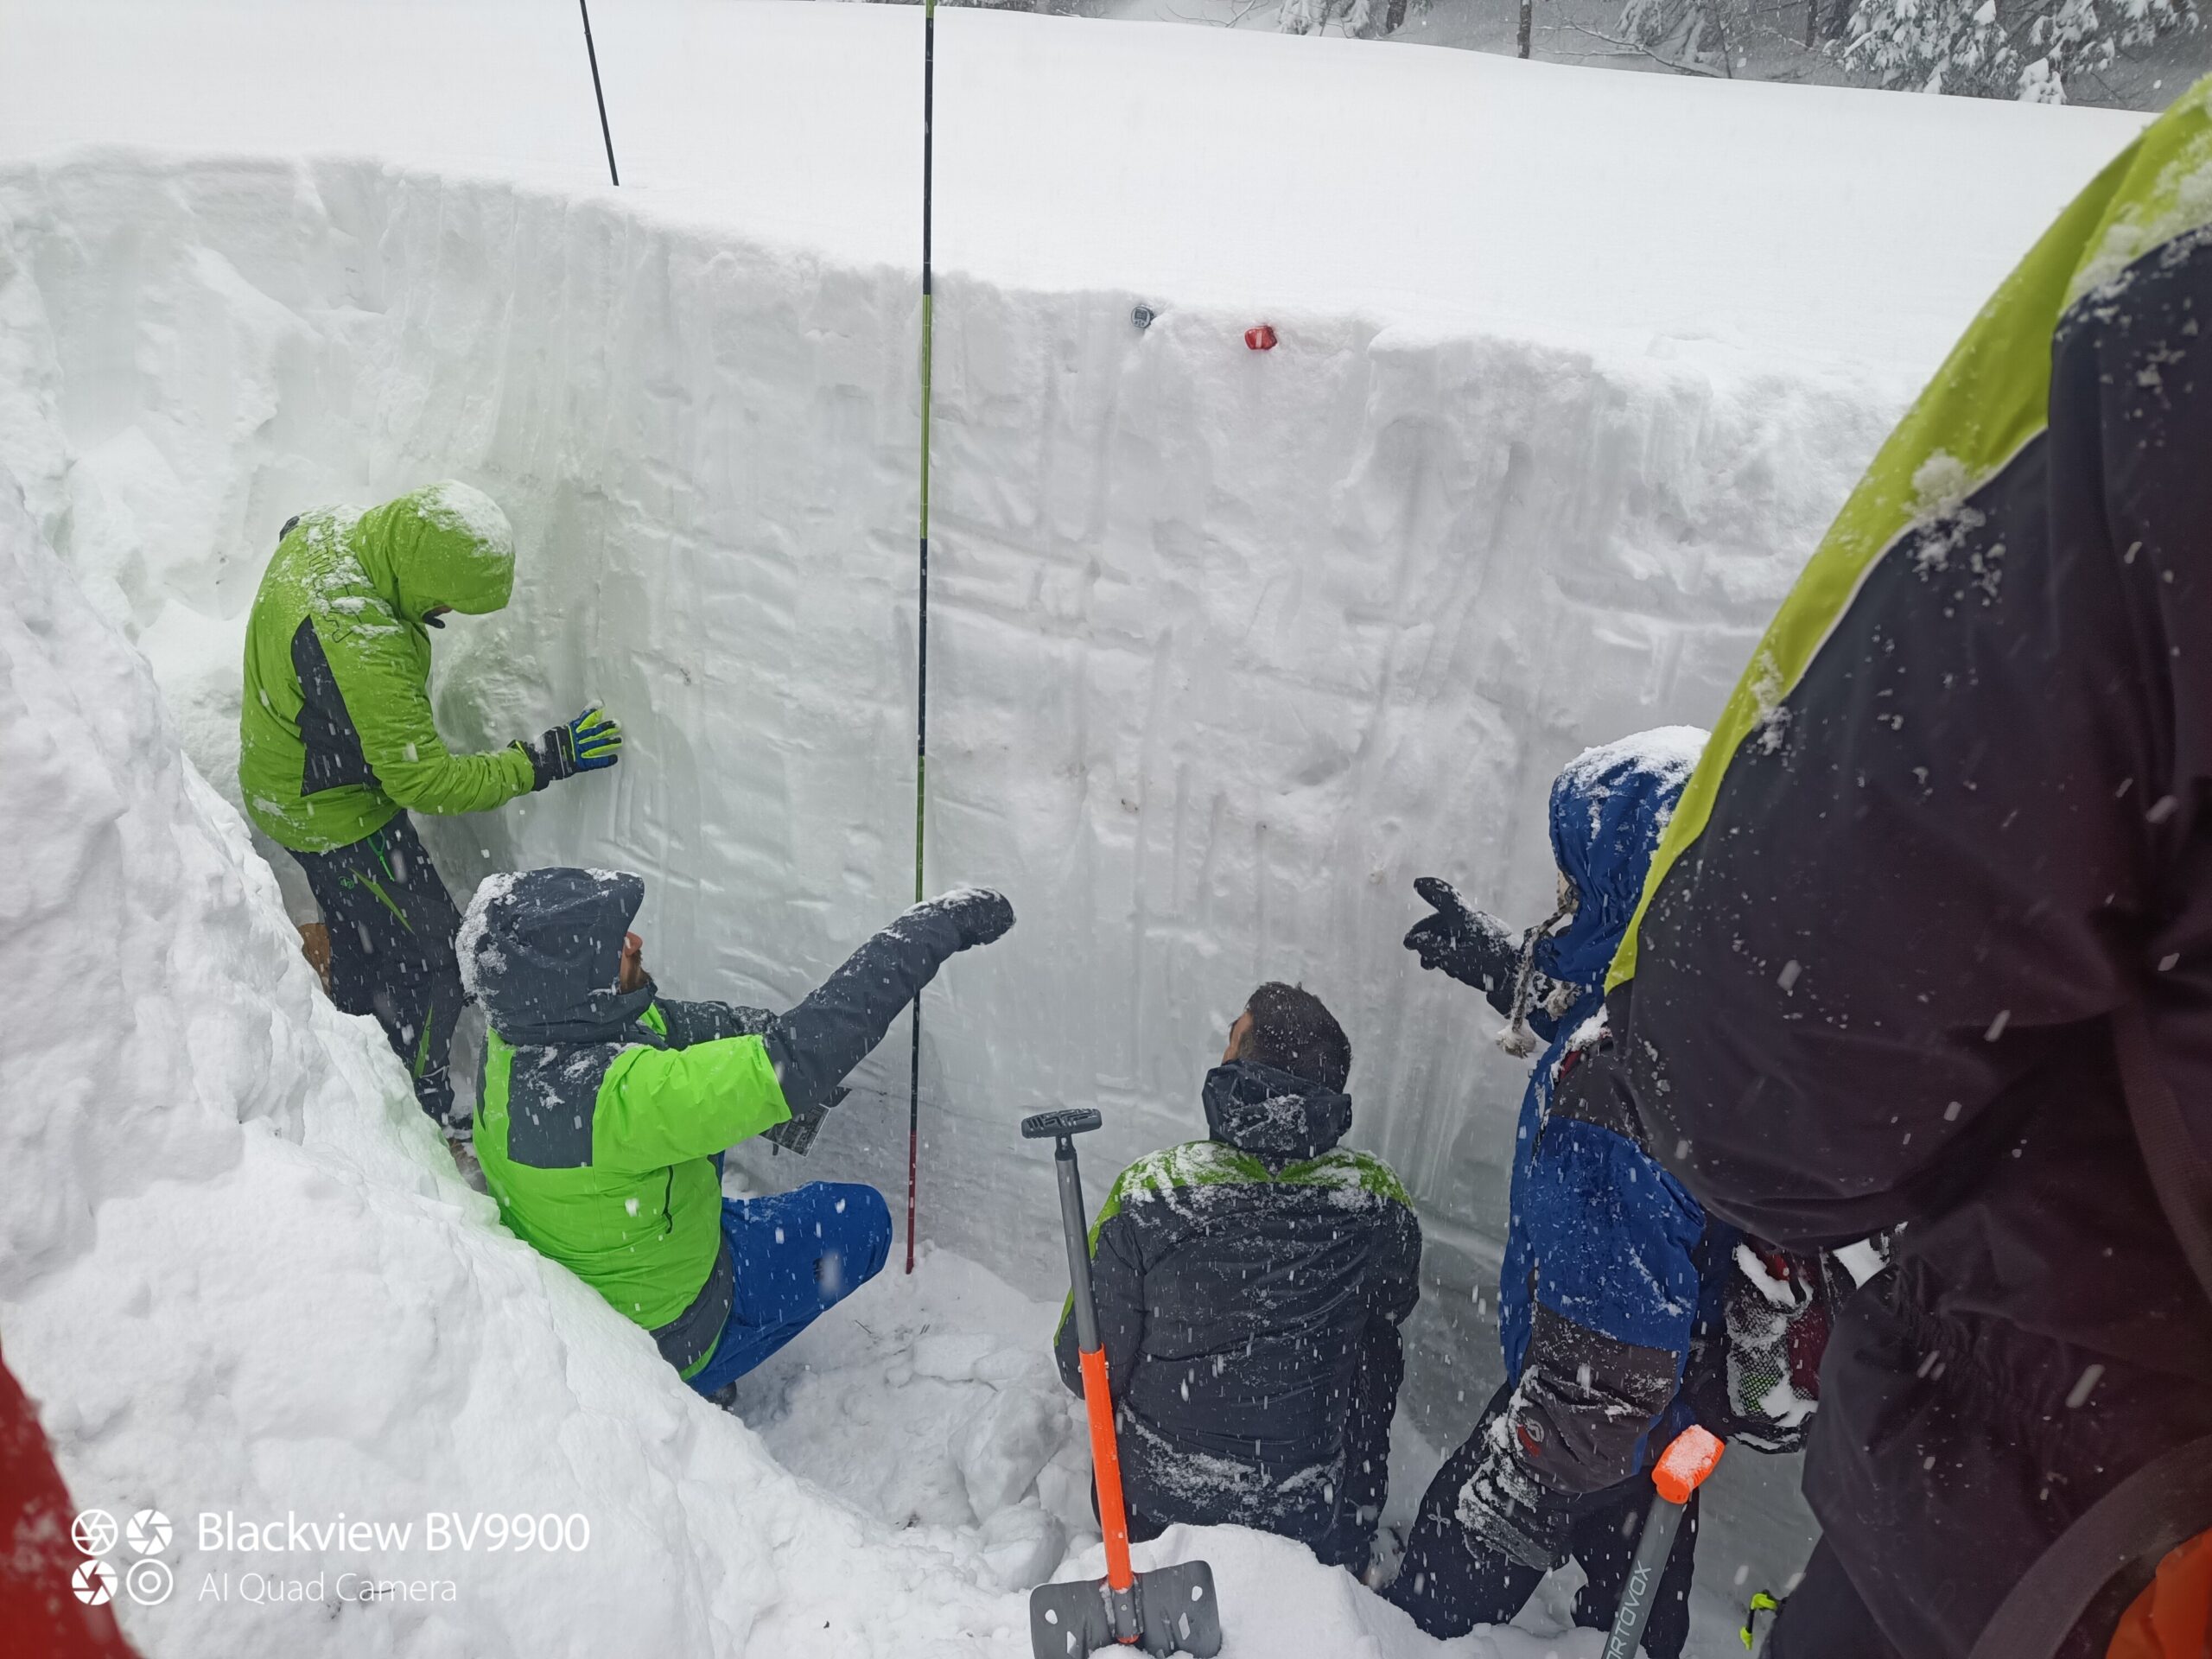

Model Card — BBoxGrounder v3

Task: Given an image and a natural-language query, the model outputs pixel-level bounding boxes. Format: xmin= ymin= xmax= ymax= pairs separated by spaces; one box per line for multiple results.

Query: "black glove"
xmin=1454 ymin=1429 xmax=1572 ymax=1572
xmin=1403 ymin=876 xmax=1520 ymax=1000
xmin=764 ymin=893 xmax=1013 ymax=1116
xmin=760 ymin=1091 xmax=844 ymax=1156
xmin=514 ymin=707 xmax=623 ymax=791
xmin=912 ymin=887 xmax=1015 ymax=950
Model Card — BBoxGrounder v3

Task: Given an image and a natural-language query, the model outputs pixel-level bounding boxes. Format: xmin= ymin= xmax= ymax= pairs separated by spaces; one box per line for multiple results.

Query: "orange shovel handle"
xmin=1078 ymin=1345 xmax=1136 ymax=1598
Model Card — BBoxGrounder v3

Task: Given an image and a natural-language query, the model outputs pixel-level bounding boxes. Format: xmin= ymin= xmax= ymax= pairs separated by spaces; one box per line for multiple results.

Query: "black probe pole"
xmin=578 ymin=0 xmax=620 ymax=186
xmin=906 ymin=0 xmax=937 ymax=1275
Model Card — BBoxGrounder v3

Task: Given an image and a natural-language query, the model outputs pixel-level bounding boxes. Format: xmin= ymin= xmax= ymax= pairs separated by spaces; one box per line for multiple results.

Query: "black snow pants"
xmin=1387 ymin=1384 xmax=1698 ymax=1658
xmin=295 ymin=813 xmax=465 ymax=1124
xmin=1763 ymin=1262 xmax=2212 ymax=1659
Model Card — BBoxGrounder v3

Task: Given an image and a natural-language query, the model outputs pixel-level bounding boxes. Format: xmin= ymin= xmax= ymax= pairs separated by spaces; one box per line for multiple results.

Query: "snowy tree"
xmin=1613 ymin=0 xmax=1754 ymax=74
xmin=1278 ymin=0 xmax=1408 ymax=39
xmin=1843 ymin=0 xmax=2196 ymax=100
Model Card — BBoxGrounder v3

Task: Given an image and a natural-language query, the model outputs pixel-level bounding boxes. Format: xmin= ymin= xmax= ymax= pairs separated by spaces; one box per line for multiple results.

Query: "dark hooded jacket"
xmin=461 ymin=868 xmax=975 ymax=1377
xmin=1607 ymin=86 xmax=2212 ymax=1656
xmin=1053 ymin=1061 xmax=1421 ymax=1545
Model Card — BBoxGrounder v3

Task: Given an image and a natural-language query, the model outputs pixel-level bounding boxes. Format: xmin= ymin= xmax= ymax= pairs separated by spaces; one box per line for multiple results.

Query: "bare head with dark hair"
xmin=1223 ymin=981 xmax=1351 ymax=1093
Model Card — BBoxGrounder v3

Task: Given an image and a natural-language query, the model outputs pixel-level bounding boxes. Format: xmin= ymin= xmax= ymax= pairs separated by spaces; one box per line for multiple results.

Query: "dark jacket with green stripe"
xmin=1055 ymin=1063 xmax=1421 ymax=1539
xmin=1608 ymin=82 xmax=2212 ymax=1655
xmin=461 ymin=868 xmax=970 ymax=1378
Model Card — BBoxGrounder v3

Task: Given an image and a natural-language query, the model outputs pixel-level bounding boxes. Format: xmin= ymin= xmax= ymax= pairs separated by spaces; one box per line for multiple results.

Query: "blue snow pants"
xmin=684 ymin=1181 xmax=893 ymax=1395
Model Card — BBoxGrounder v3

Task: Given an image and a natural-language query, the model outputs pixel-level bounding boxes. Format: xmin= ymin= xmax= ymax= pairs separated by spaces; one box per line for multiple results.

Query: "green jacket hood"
xmin=352 ymin=481 xmax=516 ymax=624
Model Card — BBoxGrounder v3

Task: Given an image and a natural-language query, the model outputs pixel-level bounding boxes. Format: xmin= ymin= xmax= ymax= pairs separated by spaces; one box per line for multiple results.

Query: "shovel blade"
xmin=1135 ymin=1558 xmax=1224 ymax=1657
xmin=1029 ymin=1575 xmax=1114 ymax=1659
xmin=1027 ymin=1560 xmax=1223 ymax=1659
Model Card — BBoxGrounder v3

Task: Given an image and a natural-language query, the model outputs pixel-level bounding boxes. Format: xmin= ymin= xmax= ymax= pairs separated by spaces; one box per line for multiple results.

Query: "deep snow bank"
xmin=5 ymin=467 xmax=1571 ymax=1657
xmin=0 ymin=3 xmax=2150 ymax=368
xmin=0 ymin=143 xmax=1908 ymax=1332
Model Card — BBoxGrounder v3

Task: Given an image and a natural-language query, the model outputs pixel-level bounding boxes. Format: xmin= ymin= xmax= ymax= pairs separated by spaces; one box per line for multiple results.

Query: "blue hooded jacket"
xmin=1494 ymin=728 xmax=1734 ymax=1481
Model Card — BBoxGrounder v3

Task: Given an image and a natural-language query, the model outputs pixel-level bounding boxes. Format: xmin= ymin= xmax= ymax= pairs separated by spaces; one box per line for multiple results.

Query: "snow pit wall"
xmin=0 ymin=149 xmax=1897 ymax=1427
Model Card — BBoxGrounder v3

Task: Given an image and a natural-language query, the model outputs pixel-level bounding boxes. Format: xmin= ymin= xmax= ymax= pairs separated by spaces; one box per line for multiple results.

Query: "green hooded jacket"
xmin=460 ymin=868 xmax=792 ymax=1378
xmin=238 ymin=482 xmax=536 ymax=854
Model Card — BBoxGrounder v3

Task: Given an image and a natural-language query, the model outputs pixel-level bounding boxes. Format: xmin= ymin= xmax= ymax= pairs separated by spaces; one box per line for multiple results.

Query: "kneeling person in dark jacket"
xmin=1052 ymin=983 xmax=1421 ymax=1577
xmin=458 ymin=868 xmax=1014 ymax=1394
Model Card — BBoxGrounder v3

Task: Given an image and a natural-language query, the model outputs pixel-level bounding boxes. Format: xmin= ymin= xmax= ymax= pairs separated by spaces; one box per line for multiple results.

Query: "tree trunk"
xmin=1517 ymin=0 xmax=1532 ymax=56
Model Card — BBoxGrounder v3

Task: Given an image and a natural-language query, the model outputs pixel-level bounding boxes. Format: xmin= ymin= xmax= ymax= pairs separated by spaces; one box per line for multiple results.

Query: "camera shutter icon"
xmin=71 ymin=1558 xmax=118 ymax=1606
xmin=126 ymin=1509 xmax=172 ymax=1557
xmin=71 ymin=1510 xmax=118 ymax=1557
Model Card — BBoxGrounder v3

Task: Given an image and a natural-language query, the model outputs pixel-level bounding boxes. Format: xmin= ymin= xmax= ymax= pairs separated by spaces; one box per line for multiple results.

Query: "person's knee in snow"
xmin=454 ymin=868 xmax=1012 ymax=1389
xmin=811 ymin=1183 xmax=892 ymax=1304
xmin=1051 ymin=981 xmax=1421 ymax=1576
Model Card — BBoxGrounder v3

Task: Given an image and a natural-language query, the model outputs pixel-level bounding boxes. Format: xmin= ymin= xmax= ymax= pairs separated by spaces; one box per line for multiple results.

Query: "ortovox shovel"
xmin=1023 ymin=1108 xmax=1224 ymax=1659
xmin=1603 ymin=1426 xmax=1726 ymax=1659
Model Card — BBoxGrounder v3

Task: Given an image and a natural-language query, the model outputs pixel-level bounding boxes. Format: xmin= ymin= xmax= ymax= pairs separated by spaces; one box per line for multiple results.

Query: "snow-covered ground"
xmin=0 ymin=3 xmax=2158 ymax=1654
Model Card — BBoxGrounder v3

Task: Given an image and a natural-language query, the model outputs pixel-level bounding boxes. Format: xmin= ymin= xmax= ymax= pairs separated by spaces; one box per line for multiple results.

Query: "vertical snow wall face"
xmin=0 ymin=151 xmax=1903 ymax=1425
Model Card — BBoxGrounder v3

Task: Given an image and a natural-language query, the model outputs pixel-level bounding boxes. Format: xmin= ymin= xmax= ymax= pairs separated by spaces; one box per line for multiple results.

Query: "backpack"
xmin=1967 ymin=1005 xmax=2212 ymax=1659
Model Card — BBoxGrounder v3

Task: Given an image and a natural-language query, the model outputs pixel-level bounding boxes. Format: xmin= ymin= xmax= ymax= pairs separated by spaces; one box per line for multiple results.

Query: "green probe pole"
xmin=905 ymin=0 xmax=936 ymax=1275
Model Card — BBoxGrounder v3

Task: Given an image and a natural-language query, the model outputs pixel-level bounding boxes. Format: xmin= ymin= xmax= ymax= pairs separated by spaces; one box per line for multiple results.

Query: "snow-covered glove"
xmin=516 ymin=707 xmax=623 ymax=791
xmin=1454 ymin=1432 xmax=1572 ymax=1573
xmin=1403 ymin=877 xmax=1521 ymax=1007
xmin=765 ymin=893 xmax=1014 ymax=1116
xmin=1687 ymin=1240 xmax=1833 ymax=1453
xmin=918 ymin=887 xmax=1016 ymax=950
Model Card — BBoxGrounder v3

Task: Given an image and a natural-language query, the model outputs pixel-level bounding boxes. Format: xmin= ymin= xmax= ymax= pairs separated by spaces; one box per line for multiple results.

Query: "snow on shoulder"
xmin=454 ymin=869 xmax=518 ymax=1001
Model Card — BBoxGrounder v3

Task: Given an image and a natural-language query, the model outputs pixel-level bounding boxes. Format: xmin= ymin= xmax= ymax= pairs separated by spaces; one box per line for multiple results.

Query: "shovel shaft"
xmin=1056 ymin=1144 xmax=1102 ymax=1353
xmin=1603 ymin=1493 xmax=1686 ymax=1659
xmin=1605 ymin=1425 xmax=1726 ymax=1657
xmin=1080 ymin=1347 xmax=1137 ymax=1597
xmin=1029 ymin=1114 xmax=1222 ymax=1659
xmin=1053 ymin=1141 xmax=1136 ymax=1599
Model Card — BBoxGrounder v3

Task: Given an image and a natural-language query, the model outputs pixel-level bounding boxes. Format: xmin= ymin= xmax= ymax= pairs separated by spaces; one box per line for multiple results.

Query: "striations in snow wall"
xmin=0 ymin=151 xmax=1906 ymax=1408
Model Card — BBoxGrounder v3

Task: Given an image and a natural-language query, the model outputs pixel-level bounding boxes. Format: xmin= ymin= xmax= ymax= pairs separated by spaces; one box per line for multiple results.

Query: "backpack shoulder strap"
xmin=2113 ymin=1001 xmax=2212 ymax=1302
xmin=1967 ymin=1004 xmax=2212 ymax=1659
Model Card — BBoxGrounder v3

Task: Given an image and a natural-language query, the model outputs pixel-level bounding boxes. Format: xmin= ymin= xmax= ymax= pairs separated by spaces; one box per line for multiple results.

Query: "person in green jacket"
xmin=238 ymin=481 xmax=620 ymax=1123
xmin=456 ymin=867 xmax=1015 ymax=1392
